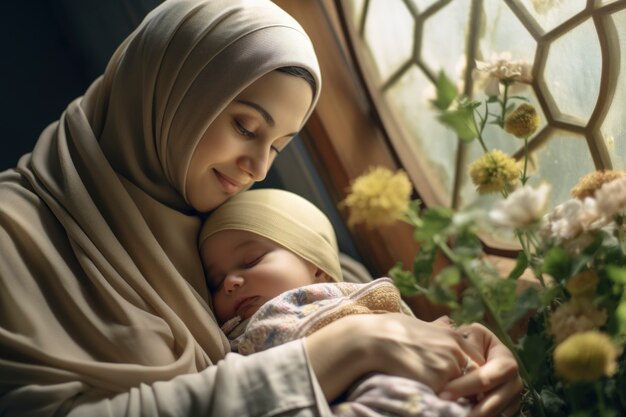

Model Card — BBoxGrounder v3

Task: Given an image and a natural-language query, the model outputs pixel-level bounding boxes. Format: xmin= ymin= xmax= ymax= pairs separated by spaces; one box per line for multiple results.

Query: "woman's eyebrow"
xmin=236 ymin=99 xmax=275 ymax=127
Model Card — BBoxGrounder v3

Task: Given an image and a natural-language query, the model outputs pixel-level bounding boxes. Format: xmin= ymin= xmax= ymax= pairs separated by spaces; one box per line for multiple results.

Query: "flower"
xmin=594 ymin=176 xmax=626 ymax=220
xmin=549 ymin=298 xmax=607 ymax=344
xmin=504 ymin=103 xmax=540 ymax=138
xmin=342 ymin=167 xmax=412 ymax=227
xmin=553 ymin=331 xmax=619 ymax=382
xmin=473 ymin=52 xmax=532 ymax=96
xmin=469 ymin=150 xmax=519 ymax=195
xmin=541 ymin=198 xmax=606 ymax=243
xmin=489 ymin=183 xmax=550 ymax=228
xmin=571 ymin=170 xmax=626 ymax=200
xmin=565 ymin=270 xmax=599 ymax=297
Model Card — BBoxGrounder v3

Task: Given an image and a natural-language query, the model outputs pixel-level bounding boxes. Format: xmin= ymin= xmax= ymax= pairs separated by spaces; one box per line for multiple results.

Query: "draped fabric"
xmin=0 ymin=0 xmax=321 ymax=412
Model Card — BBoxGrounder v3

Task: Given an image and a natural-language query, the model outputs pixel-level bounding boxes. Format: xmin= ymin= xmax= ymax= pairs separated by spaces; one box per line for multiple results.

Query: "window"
xmin=339 ymin=0 xmax=626 ymax=218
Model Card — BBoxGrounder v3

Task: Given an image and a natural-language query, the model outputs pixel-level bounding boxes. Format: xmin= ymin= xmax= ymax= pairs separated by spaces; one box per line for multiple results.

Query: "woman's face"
xmin=185 ymin=71 xmax=314 ymax=212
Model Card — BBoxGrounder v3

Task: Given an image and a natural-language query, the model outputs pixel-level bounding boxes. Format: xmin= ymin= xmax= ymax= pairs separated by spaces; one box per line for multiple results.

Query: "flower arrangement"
xmin=341 ymin=55 xmax=626 ymax=417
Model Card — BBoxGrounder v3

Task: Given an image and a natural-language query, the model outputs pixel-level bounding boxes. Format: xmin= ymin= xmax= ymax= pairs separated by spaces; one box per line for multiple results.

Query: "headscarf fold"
xmin=199 ymin=188 xmax=343 ymax=283
xmin=0 ymin=0 xmax=320 ymax=395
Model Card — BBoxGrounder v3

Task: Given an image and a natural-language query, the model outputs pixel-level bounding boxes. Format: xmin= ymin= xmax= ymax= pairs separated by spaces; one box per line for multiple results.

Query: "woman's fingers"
xmin=440 ymin=357 xmax=522 ymax=417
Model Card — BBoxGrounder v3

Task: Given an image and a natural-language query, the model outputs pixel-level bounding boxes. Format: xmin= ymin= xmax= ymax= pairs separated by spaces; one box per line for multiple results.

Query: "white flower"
xmin=489 ymin=183 xmax=550 ymax=229
xmin=542 ymin=198 xmax=604 ymax=241
xmin=473 ymin=52 xmax=532 ymax=96
xmin=594 ymin=176 xmax=626 ymax=220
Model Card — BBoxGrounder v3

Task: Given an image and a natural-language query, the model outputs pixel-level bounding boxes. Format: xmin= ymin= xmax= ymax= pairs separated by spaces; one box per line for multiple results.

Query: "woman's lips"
xmin=213 ymin=169 xmax=241 ymax=194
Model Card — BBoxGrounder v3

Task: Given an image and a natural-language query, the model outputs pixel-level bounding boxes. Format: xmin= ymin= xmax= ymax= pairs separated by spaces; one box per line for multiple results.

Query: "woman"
xmin=0 ymin=0 xmax=521 ymax=416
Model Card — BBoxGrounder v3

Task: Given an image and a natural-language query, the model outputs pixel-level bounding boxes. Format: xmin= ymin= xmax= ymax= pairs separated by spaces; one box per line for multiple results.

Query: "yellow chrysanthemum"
xmin=504 ymin=103 xmax=540 ymax=139
xmin=565 ymin=270 xmax=599 ymax=297
xmin=549 ymin=298 xmax=607 ymax=344
xmin=571 ymin=170 xmax=626 ymax=200
xmin=342 ymin=167 xmax=412 ymax=227
xmin=554 ymin=331 xmax=619 ymax=382
xmin=469 ymin=150 xmax=519 ymax=195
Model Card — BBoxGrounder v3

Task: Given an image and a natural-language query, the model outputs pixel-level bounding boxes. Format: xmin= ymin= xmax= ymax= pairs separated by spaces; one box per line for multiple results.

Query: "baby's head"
xmin=199 ymin=188 xmax=342 ymax=324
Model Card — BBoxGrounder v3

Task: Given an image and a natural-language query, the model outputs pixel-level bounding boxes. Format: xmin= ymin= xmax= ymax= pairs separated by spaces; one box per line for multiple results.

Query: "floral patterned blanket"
xmin=221 ymin=278 xmax=470 ymax=417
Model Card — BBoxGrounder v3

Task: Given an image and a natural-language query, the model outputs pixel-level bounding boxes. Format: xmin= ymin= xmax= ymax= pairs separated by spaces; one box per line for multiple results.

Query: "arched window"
xmin=337 ymin=0 xmax=625 ymax=220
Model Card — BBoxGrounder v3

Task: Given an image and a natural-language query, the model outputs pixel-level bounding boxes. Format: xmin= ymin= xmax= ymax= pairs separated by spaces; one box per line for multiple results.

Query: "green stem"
xmin=521 ymin=136 xmax=529 ymax=185
xmin=500 ymin=82 xmax=510 ymax=128
xmin=437 ymin=240 xmax=547 ymax=417
xmin=595 ymin=381 xmax=609 ymax=417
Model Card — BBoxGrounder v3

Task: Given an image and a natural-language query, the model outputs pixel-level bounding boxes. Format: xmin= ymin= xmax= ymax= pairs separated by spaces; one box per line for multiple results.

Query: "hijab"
xmin=199 ymin=188 xmax=343 ymax=283
xmin=0 ymin=0 xmax=320 ymax=396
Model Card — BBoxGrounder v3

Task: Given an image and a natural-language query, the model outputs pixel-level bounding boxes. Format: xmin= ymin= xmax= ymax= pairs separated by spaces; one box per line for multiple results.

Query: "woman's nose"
xmin=238 ymin=145 xmax=272 ymax=182
xmin=223 ymin=274 xmax=244 ymax=294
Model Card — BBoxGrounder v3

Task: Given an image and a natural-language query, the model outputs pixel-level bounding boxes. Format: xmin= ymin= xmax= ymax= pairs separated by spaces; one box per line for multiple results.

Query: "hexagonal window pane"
xmin=478 ymin=1 xmax=536 ymax=64
xmin=410 ymin=0 xmax=439 ymax=12
xmin=543 ymin=19 xmax=601 ymax=123
xmin=385 ymin=65 xmax=458 ymax=203
xmin=421 ymin=1 xmax=471 ymax=78
xmin=364 ymin=0 xmax=415 ymax=83
xmin=518 ymin=0 xmax=586 ymax=32
xmin=528 ymin=132 xmax=596 ymax=208
xmin=600 ymin=9 xmax=626 ymax=170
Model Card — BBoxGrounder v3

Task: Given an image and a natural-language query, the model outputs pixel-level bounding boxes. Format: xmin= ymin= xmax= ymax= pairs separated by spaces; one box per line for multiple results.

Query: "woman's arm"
xmin=0 ymin=340 xmax=332 ymax=417
xmin=305 ymin=313 xmax=522 ymax=417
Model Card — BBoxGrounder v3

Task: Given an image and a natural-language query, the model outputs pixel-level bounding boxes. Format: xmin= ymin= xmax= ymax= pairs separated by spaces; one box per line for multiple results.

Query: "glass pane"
xmin=363 ymin=0 xmax=414 ymax=82
xmin=517 ymin=0 xmax=586 ymax=32
xmin=601 ymin=9 xmax=626 ymax=170
xmin=479 ymin=1 xmax=536 ymax=64
xmin=544 ymin=19 xmax=601 ymax=123
xmin=386 ymin=65 xmax=458 ymax=201
xmin=528 ymin=133 xmax=596 ymax=208
xmin=421 ymin=1 xmax=471 ymax=78
xmin=410 ymin=0 xmax=439 ymax=13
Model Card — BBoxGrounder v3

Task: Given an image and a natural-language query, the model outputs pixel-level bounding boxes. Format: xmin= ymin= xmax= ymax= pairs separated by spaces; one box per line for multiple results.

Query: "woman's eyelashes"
xmin=234 ymin=119 xmax=255 ymax=138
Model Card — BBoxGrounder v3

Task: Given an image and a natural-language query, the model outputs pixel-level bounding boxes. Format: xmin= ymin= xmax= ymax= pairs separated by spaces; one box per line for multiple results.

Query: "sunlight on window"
xmin=342 ymin=0 xmax=624 ymax=219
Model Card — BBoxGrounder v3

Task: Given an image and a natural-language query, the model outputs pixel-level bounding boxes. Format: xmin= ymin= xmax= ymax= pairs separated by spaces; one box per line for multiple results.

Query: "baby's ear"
xmin=314 ymin=268 xmax=333 ymax=283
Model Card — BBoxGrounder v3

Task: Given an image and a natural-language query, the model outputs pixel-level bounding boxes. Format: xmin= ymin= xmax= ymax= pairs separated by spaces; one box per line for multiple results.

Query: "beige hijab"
xmin=199 ymin=188 xmax=343 ymax=283
xmin=0 ymin=0 xmax=320 ymax=397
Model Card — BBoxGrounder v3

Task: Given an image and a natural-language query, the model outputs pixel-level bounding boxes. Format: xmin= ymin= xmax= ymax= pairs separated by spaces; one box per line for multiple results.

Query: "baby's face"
xmin=201 ymin=229 xmax=321 ymax=324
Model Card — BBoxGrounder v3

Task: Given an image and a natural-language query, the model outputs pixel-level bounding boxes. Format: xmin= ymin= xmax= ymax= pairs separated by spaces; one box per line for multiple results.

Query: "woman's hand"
xmin=438 ymin=322 xmax=523 ymax=417
xmin=305 ymin=313 xmax=483 ymax=401
xmin=304 ymin=313 xmax=522 ymax=417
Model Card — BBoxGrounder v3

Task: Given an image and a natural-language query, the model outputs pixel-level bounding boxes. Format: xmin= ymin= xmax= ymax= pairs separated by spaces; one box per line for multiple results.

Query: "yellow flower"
xmin=549 ymin=298 xmax=607 ymax=344
xmin=469 ymin=150 xmax=519 ymax=195
xmin=504 ymin=103 xmax=540 ymax=138
xmin=571 ymin=170 xmax=626 ymax=200
xmin=553 ymin=331 xmax=619 ymax=382
xmin=342 ymin=167 xmax=412 ymax=227
xmin=565 ymin=270 xmax=599 ymax=297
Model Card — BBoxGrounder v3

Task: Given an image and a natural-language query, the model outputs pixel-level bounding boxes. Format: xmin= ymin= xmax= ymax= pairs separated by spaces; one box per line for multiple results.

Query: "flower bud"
xmin=504 ymin=103 xmax=540 ymax=138
xmin=554 ymin=331 xmax=618 ymax=382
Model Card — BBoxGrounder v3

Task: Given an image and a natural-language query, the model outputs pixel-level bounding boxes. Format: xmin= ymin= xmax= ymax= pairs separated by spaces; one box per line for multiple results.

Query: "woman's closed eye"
xmin=234 ymin=119 xmax=255 ymax=138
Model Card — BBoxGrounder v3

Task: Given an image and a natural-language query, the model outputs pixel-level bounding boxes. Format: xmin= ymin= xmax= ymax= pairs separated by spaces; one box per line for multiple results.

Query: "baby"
xmin=199 ymin=188 xmax=469 ymax=417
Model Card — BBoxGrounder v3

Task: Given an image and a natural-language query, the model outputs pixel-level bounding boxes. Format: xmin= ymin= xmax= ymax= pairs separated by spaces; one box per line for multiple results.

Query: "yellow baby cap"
xmin=199 ymin=188 xmax=343 ymax=282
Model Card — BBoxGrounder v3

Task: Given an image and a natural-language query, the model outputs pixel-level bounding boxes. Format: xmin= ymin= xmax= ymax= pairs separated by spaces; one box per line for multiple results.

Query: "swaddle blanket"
xmin=222 ymin=278 xmax=470 ymax=417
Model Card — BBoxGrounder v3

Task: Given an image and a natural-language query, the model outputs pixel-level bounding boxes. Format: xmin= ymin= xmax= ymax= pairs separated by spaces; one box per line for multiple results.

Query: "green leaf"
xmin=501 ymin=286 xmax=541 ymax=331
xmin=412 ymin=249 xmax=436 ymax=288
xmin=542 ymin=246 xmax=572 ymax=281
xmin=389 ymin=263 xmax=420 ymax=296
xmin=435 ymin=266 xmax=461 ymax=287
xmin=508 ymin=251 xmax=529 ymax=280
xmin=519 ymin=333 xmax=551 ymax=385
xmin=431 ymin=71 xmax=458 ymax=111
xmin=607 ymin=266 xmax=626 ymax=285
xmin=413 ymin=207 xmax=454 ymax=243
xmin=616 ymin=300 xmax=626 ymax=337
xmin=437 ymin=106 xmax=478 ymax=142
